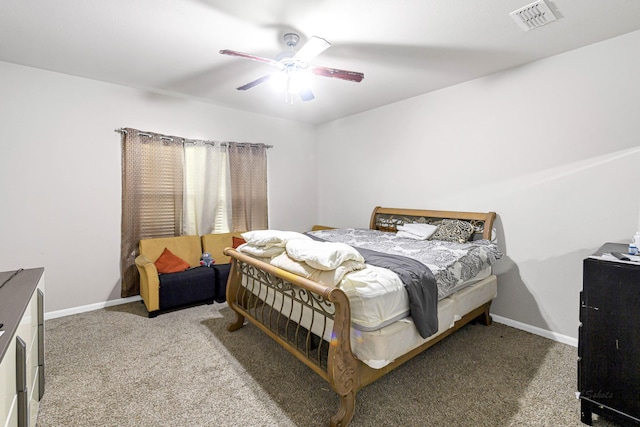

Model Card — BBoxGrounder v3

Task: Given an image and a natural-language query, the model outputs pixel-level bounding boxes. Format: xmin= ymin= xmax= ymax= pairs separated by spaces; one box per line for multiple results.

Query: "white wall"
xmin=317 ymin=30 xmax=640 ymax=340
xmin=0 ymin=62 xmax=318 ymax=313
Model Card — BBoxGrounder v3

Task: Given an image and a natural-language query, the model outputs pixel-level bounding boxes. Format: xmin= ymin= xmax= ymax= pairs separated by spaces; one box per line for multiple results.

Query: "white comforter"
xmin=239 ymin=231 xmax=367 ymax=286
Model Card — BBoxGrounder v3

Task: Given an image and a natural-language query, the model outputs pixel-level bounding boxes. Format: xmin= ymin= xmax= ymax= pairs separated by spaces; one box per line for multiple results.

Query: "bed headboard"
xmin=369 ymin=206 xmax=496 ymax=241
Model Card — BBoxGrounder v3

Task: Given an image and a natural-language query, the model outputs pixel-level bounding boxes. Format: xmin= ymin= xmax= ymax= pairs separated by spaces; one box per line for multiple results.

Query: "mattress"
xmin=236 ymin=265 xmax=496 ymax=369
xmin=343 ymin=264 xmax=491 ymax=333
xmin=352 ymin=275 xmax=497 ymax=369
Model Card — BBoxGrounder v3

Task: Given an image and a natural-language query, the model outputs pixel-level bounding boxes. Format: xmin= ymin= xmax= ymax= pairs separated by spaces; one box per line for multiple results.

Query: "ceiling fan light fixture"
xmin=269 ymin=72 xmax=288 ymax=91
xmin=269 ymin=70 xmax=312 ymax=104
xmin=287 ymin=71 xmax=312 ymax=95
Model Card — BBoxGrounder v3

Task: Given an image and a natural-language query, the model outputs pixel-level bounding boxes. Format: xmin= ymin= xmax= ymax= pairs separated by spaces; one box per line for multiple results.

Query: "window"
xmin=118 ymin=128 xmax=269 ymax=297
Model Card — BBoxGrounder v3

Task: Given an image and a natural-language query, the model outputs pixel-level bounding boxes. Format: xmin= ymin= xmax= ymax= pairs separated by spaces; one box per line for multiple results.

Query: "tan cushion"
xmin=201 ymin=232 xmax=246 ymax=264
xmin=139 ymin=235 xmax=203 ymax=267
xmin=154 ymin=248 xmax=190 ymax=274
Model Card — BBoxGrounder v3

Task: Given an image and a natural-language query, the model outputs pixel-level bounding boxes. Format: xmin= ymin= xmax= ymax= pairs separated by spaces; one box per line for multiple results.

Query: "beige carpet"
xmin=35 ymin=301 xmax=616 ymax=427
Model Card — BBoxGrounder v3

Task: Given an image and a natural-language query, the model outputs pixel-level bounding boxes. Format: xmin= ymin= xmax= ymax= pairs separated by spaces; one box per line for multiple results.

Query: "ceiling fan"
xmin=219 ymin=33 xmax=364 ymax=103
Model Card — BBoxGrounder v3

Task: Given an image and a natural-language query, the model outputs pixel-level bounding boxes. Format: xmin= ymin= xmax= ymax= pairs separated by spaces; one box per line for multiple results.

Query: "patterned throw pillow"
xmin=430 ymin=219 xmax=475 ymax=243
xmin=154 ymin=247 xmax=190 ymax=274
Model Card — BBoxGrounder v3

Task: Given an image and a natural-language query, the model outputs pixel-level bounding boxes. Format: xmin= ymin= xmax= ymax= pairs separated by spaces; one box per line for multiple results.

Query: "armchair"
xmin=135 ymin=235 xmax=215 ymax=317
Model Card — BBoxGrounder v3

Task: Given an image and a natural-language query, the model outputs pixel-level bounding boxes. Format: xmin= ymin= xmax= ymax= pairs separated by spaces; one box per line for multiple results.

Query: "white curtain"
xmin=183 ymin=142 xmax=231 ymax=235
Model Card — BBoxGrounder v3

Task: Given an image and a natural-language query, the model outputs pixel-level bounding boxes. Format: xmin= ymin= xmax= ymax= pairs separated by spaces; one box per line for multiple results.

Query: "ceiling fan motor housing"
xmin=283 ymin=33 xmax=300 ymax=48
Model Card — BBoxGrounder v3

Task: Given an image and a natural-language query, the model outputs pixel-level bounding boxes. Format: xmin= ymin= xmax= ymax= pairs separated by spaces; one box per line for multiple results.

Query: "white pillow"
xmin=241 ymin=230 xmax=311 ymax=248
xmin=237 ymin=244 xmax=285 ymax=258
xmin=397 ymin=230 xmax=424 ymax=240
xmin=396 ymin=223 xmax=438 ymax=240
xmin=286 ymin=239 xmax=364 ymax=271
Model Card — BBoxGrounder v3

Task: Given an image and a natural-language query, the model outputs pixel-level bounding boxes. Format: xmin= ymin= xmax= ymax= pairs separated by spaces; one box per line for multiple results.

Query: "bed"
xmin=223 ymin=207 xmax=502 ymax=426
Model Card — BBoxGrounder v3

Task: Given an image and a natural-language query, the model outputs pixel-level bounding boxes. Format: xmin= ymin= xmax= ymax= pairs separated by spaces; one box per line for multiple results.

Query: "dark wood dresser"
xmin=579 ymin=243 xmax=640 ymax=426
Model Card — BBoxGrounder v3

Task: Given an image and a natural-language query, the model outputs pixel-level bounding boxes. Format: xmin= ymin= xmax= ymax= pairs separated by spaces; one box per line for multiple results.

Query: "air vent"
xmin=510 ymin=0 xmax=557 ymax=32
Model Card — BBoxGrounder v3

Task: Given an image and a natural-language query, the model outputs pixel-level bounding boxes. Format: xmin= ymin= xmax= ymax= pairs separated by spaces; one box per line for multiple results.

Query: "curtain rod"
xmin=114 ymin=128 xmax=272 ymax=148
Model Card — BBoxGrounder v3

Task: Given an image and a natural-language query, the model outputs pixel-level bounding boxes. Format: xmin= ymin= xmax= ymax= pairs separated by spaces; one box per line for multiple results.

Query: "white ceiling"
xmin=1 ymin=0 xmax=640 ymax=125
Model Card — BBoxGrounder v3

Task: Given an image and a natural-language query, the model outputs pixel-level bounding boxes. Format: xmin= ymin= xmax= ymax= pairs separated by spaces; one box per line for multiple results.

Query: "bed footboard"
xmin=224 ymin=248 xmax=359 ymax=427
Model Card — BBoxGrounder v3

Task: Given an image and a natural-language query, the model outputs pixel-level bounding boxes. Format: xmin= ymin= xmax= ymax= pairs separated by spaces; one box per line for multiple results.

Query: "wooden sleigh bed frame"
xmin=223 ymin=207 xmax=497 ymax=426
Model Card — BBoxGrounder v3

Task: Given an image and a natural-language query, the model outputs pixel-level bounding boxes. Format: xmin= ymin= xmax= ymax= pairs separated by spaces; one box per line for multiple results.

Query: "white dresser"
xmin=0 ymin=268 xmax=45 ymax=427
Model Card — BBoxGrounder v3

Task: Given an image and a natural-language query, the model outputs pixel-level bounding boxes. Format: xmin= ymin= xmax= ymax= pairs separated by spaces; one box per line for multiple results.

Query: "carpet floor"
xmin=35 ymin=301 xmax=617 ymax=426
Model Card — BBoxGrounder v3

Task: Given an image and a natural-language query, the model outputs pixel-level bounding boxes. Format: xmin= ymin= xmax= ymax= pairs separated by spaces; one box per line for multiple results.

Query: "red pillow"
xmin=154 ymin=248 xmax=190 ymax=274
xmin=232 ymin=236 xmax=246 ymax=249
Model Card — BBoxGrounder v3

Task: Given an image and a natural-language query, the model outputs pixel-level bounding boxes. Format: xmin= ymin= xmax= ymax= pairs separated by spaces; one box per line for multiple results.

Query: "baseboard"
xmin=492 ymin=314 xmax=578 ymax=347
xmin=45 ymin=295 xmax=142 ymax=320
xmin=45 ymin=297 xmax=579 ymax=348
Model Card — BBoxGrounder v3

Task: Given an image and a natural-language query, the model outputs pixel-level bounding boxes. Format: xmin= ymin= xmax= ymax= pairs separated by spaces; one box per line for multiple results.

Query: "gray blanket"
xmin=307 ymin=234 xmax=437 ymax=338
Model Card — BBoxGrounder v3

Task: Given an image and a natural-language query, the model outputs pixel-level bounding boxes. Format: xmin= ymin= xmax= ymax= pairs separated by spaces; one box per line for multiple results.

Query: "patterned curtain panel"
xmin=120 ymin=129 xmax=184 ymax=297
xmin=228 ymin=142 xmax=269 ymax=231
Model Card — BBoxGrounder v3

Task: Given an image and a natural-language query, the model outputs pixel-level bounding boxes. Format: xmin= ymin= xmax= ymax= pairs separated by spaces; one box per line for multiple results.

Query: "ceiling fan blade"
xmin=294 ymin=36 xmax=331 ymax=63
xmin=310 ymin=66 xmax=364 ymax=83
xmin=298 ymin=87 xmax=315 ymax=102
xmin=219 ymin=49 xmax=282 ymax=68
xmin=237 ymin=74 xmax=273 ymax=91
